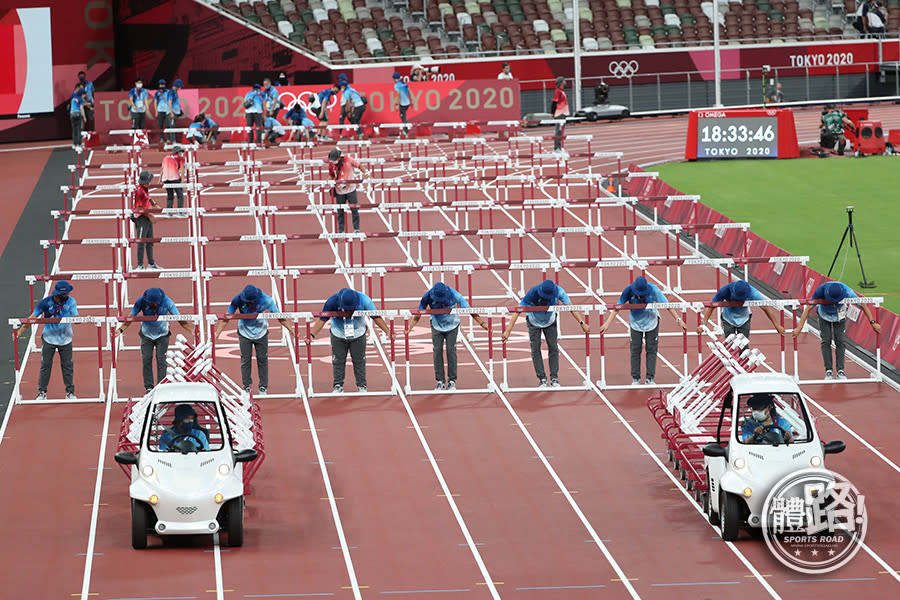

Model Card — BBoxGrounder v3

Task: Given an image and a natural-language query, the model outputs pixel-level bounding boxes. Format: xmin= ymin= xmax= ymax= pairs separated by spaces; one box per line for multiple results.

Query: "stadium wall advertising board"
xmin=93 ymin=80 xmax=520 ymax=134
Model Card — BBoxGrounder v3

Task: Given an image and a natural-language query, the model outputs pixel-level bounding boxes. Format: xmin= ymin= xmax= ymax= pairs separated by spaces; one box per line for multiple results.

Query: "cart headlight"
xmin=141 ymin=464 xmax=154 ymax=478
xmin=733 ymin=457 xmax=746 ymax=470
xmin=214 ymin=493 xmax=224 ymax=504
xmin=743 ymin=487 xmax=753 ymax=497
xmin=149 ymin=494 xmax=159 ymax=505
xmin=810 ymin=456 xmax=823 ymax=467
xmin=217 ymin=463 xmax=230 ymax=476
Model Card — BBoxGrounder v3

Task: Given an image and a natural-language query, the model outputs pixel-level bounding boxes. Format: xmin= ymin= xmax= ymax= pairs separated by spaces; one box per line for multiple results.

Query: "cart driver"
xmin=741 ymin=394 xmax=793 ymax=445
xmin=159 ymin=404 xmax=210 ymax=451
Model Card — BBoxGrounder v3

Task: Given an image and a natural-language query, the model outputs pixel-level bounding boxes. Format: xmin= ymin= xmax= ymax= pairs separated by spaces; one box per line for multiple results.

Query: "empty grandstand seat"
xmin=458 ymin=11 xmax=472 ymax=23
xmin=278 ymin=20 xmax=294 ymax=35
xmin=583 ymin=35 xmax=600 ymax=49
xmin=534 ymin=18 xmax=550 ymax=31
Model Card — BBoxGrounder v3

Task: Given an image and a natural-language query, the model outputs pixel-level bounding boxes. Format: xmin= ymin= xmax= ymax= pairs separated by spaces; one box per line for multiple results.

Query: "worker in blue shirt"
xmin=315 ymin=85 xmax=338 ymax=140
xmin=115 ymin=287 xmax=195 ymax=393
xmin=339 ymin=82 xmax=367 ymax=139
xmin=285 ymin=100 xmax=314 ymax=142
xmin=186 ymin=115 xmax=205 ymax=144
xmin=168 ymin=79 xmax=185 ymax=139
xmin=392 ymin=72 xmax=411 ymax=136
xmin=740 ymin=394 xmax=793 ymax=444
xmin=69 ymin=84 xmax=87 ymax=147
xmin=243 ymin=84 xmax=265 ymax=144
xmin=17 ymin=280 xmax=79 ymax=400
xmin=128 ymin=77 xmax=150 ymax=130
xmin=154 ymin=79 xmax=171 ymax=143
xmin=793 ymin=281 xmax=880 ymax=379
xmin=598 ymin=275 xmax=686 ymax=385
xmin=502 ymin=280 xmax=589 ymax=387
xmin=697 ymin=280 xmax=785 ymax=340
xmin=261 ymin=77 xmax=281 ymax=118
xmin=77 ymin=71 xmax=95 ymax=131
xmin=214 ymin=285 xmax=294 ymax=394
xmin=405 ymin=282 xmax=489 ymax=390
xmin=159 ymin=404 xmax=210 ymax=451
xmin=306 ymin=288 xmax=393 ymax=394
xmin=263 ymin=116 xmax=285 ymax=145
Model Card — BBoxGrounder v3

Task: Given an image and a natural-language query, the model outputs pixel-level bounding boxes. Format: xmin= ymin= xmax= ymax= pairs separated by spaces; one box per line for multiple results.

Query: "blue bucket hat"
xmin=731 ymin=280 xmax=751 ymax=301
xmin=747 ymin=393 xmax=775 ymax=409
xmin=53 ymin=280 xmax=74 ymax=295
xmin=338 ymin=288 xmax=359 ymax=311
xmin=631 ymin=276 xmax=649 ymax=296
xmin=824 ymin=282 xmax=845 ymax=303
xmin=144 ymin=287 xmax=165 ymax=304
xmin=158 ymin=79 xmax=167 ymax=86
xmin=240 ymin=285 xmax=261 ymax=303
xmin=537 ymin=279 xmax=557 ymax=301
xmin=337 ymin=73 xmax=348 ymax=81
xmin=432 ymin=282 xmax=453 ymax=305
xmin=392 ymin=72 xmax=402 ymax=80
xmin=253 ymin=83 xmax=261 ymax=90
xmin=173 ymin=78 xmax=183 ymax=88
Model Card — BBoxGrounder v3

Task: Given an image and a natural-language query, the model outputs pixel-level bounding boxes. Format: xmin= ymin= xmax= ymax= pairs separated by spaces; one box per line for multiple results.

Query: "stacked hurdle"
xmin=115 ymin=334 xmax=265 ymax=487
xmin=647 ymin=333 xmax=766 ymax=504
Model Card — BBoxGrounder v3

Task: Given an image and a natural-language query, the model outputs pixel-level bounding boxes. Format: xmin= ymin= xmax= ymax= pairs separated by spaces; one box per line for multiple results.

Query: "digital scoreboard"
xmin=685 ymin=109 xmax=799 ymax=160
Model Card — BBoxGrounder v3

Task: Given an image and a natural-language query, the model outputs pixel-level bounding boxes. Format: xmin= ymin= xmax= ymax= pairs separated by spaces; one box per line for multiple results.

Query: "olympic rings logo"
xmin=278 ymin=89 xmax=339 ymax=111
xmin=608 ymin=60 xmax=639 ymax=79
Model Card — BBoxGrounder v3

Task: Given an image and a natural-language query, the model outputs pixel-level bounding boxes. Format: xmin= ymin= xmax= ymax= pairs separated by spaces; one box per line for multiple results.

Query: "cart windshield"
xmin=147 ymin=401 xmax=225 ymax=452
xmin=737 ymin=392 xmax=812 ymax=445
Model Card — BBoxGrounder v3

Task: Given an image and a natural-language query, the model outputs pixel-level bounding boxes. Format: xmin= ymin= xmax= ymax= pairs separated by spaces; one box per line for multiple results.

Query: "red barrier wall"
xmin=625 ymin=163 xmax=898 ymax=370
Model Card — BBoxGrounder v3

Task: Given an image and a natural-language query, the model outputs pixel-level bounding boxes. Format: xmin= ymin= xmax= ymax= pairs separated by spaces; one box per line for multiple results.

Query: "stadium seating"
xmin=208 ymin=0 xmax=898 ymax=62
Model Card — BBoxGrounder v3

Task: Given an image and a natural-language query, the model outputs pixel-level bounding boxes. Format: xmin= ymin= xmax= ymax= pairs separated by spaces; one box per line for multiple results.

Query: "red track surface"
xmin=1 ymin=114 xmax=898 ymax=600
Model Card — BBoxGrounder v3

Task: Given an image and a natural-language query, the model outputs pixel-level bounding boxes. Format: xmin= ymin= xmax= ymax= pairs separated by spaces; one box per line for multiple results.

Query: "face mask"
xmin=752 ymin=409 xmax=768 ymax=421
xmin=136 ymin=83 xmax=143 ymax=89
xmin=79 ymin=75 xmax=86 ymax=82
xmin=177 ymin=418 xmax=195 ymax=432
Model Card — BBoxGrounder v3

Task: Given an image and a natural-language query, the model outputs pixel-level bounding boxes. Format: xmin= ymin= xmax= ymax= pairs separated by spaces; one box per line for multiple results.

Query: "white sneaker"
xmin=837 ymin=370 xmax=847 ymax=380
xmin=632 ymin=378 xmax=640 ymax=385
xmin=447 ymin=381 xmax=456 ymax=390
xmin=148 ymin=263 xmax=162 ymax=270
xmin=134 ymin=264 xmax=144 ymax=271
xmin=65 ymin=392 xmax=78 ymax=400
xmin=333 ymin=384 xmax=343 ymax=393
xmin=36 ymin=391 xmax=47 ymax=400
xmin=358 ymin=385 xmax=367 ymax=393
xmin=645 ymin=377 xmax=655 ymax=385
xmin=538 ymin=378 xmax=548 ymax=388
xmin=435 ymin=381 xmax=446 ymax=390
xmin=549 ymin=378 xmax=560 ymax=387
xmin=825 ymin=370 xmax=834 ymax=380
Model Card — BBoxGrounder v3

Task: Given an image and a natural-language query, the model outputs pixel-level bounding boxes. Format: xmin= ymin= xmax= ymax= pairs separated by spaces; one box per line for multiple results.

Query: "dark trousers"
xmin=630 ymin=321 xmax=660 ymax=380
xmin=167 ymin=112 xmax=181 ymax=142
xmin=140 ymin=332 xmax=170 ymax=389
xmin=432 ymin=325 xmax=459 ymax=383
xmin=84 ymin=105 xmax=95 ymax=132
xmin=134 ymin=215 xmax=154 ymax=267
xmin=131 ymin=112 xmax=146 ymax=130
xmin=164 ymin=178 xmax=184 ymax=208
xmin=335 ymin=190 xmax=360 ymax=233
xmin=331 ymin=332 xmax=367 ymax=387
xmin=820 ymin=319 xmax=847 ymax=372
xmin=527 ymin=320 xmax=559 ymax=381
xmin=157 ymin=112 xmax=169 ymax=143
xmin=38 ymin=340 xmax=74 ymax=394
xmin=266 ymin=130 xmax=282 ymax=144
xmin=238 ymin=332 xmax=269 ymax=388
xmin=399 ymin=104 xmax=409 ymax=124
xmin=245 ymin=113 xmax=264 ymax=143
xmin=349 ymin=105 xmax=366 ymax=137
xmin=723 ymin=318 xmax=751 ymax=340
xmin=554 ymin=121 xmax=565 ymax=151
xmin=71 ymin=114 xmax=83 ymax=146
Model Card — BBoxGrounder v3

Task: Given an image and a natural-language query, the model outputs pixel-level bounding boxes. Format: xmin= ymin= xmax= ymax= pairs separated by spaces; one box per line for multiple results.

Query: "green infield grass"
xmin=654 ymin=157 xmax=900 ymax=314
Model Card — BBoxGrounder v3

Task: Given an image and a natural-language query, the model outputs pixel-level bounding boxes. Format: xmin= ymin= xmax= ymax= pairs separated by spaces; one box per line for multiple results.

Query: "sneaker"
xmin=145 ymin=387 xmax=153 ymax=394
xmin=148 ymin=263 xmax=162 ymax=270
xmin=837 ymin=370 xmax=847 ymax=380
xmin=825 ymin=370 xmax=834 ymax=380
xmin=36 ymin=391 xmax=47 ymax=400
xmin=632 ymin=378 xmax=641 ymax=385
xmin=538 ymin=378 xmax=548 ymax=388
xmin=65 ymin=392 xmax=77 ymax=400
xmin=358 ymin=385 xmax=367 ymax=393
xmin=435 ymin=381 xmax=446 ymax=391
xmin=645 ymin=377 xmax=655 ymax=385
xmin=134 ymin=264 xmax=144 ymax=271
xmin=447 ymin=381 xmax=456 ymax=390
xmin=258 ymin=386 xmax=267 ymax=394
xmin=549 ymin=378 xmax=560 ymax=387
xmin=333 ymin=384 xmax=343 ymax=393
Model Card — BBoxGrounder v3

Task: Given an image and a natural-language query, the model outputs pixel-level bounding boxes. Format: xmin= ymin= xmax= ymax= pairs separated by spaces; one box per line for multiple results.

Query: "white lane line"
xmin=78 ymin=374 xmax=116 ymax=600
xmin=213 ymin=533 xmax=225 ymax=600
xmin=0 ymin=143 xmax=70 ymax=153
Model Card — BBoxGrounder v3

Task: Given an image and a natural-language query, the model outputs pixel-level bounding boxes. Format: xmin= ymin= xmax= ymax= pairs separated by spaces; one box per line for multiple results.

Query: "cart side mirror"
xmin=114 ymin=451 xmax=139 ymax=465
xmin=823 ymin=440 xmax=846 ymax=455
xmin=702 ymin=443 xmax=728 ymax=458
xmin=234 ymin=448 xmax=258 ymax=463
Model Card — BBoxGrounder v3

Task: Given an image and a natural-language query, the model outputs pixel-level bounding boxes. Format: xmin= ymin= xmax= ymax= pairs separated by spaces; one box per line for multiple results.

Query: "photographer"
xmin=867 ymin=0 xmax=886 ymax=38
xmin=819 ymin=104 xmax=855 ymax=155
xmin=767 ymin=82 xmax=784 ymax=105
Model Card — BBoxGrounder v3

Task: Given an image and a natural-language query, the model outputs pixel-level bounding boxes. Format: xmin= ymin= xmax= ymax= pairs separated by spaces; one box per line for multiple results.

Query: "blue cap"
xmin=537 ymin=280 xmax=557 ymax=301
xmin=173 ymin=78 xmax=183 ymax=88
xmin=432 ymin=282 xmax=453 ymax=305
xmin=144 ymin=287 xmax=165 ymax=304
xmin=338 ymin=288 xmax=359 ymax=311
xmin=392 ymin=72 xmax=402 ymax=79
xmin=337 ymin=73 xmax=348 ymax=81
xmin=158 ymin=79 xmax=167 ymax=86
xmin=731 ymin=280 xmax=751 ymax=301
xmin=253 ymin=83 xmax=261 ymax=89
xmin=53 ymin=280 xmax=74 ymax=295
xmin=631 ymin=276 xmax=649 ymax=296
xmin=824 ymin=282 xmax=846 ymax=303
xmin=240 ymin=285 xmax=261 ymax=303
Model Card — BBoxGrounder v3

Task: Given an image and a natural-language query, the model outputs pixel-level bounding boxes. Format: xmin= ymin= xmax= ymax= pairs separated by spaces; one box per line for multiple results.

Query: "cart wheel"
xmin=131 ymin=499 xmax=150 ymax=550
xmin=720 ymin=491 xmax=742 ymax=541
xmin=225 ymin=497 xmax=244 ymax=547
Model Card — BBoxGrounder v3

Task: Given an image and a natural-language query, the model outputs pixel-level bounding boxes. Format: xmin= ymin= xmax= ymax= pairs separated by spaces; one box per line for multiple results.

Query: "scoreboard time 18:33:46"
xmin=696 ymin=116 xmax=780 ymax=158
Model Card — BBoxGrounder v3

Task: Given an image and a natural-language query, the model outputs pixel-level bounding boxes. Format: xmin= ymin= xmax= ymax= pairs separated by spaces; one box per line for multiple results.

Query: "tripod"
xmin=827 ymin=207 xmax=876 ymax=288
